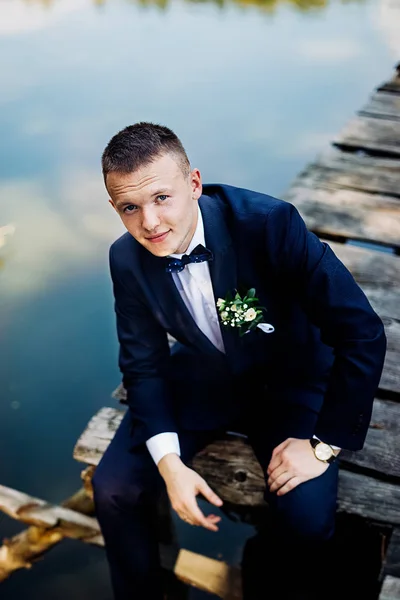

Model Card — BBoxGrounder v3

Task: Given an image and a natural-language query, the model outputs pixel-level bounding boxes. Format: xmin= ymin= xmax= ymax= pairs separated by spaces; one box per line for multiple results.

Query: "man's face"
xmin=107 ymin=153 xmax=202 ymax=257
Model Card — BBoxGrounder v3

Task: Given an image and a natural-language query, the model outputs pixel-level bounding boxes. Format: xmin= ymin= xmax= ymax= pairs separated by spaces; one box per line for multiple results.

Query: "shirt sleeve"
xmin=146 ymin=432 xmax=181 ymax=465
xmin=312 ymin=434 xmax=341 ymax=451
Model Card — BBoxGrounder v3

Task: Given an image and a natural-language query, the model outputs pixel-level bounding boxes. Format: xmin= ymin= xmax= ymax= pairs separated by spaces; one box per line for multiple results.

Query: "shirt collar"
xmin=169 ymin=205 xmax=204 ymax=258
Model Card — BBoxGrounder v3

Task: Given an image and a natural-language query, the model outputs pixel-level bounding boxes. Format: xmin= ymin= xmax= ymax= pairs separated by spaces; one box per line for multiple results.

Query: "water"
xmin=0 ymin=0 xmax=396 ymax=597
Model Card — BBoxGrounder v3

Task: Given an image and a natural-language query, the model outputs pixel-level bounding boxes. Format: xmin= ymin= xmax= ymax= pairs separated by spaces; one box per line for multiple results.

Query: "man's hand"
xmin=158 ymin=453 xmax=223 ymax=531
xmin=267 ymin=438 xmax=335 ymax=496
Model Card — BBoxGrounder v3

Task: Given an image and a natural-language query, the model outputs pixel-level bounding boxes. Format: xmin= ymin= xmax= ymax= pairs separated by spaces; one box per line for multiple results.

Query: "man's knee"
xmin=92 ymin=461 xmax=156 ymax=513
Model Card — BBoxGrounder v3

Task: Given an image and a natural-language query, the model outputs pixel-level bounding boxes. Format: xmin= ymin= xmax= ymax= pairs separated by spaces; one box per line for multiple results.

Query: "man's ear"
xmin=191 ymin=168 xmax=202 ymax=200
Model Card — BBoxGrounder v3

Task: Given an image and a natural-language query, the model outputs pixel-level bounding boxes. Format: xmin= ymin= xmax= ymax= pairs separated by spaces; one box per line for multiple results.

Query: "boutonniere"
xmin=216 ymin=288 xmax=274 ymax=337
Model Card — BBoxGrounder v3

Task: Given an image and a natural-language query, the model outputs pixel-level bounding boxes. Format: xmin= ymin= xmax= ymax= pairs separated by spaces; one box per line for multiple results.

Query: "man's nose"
xmin=141 ymin=207 xmax=161 ymax=232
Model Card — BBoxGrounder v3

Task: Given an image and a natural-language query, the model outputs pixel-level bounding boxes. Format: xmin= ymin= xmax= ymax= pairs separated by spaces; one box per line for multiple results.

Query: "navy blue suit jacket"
xmin=109 ymin=184 xmax=387 ymax=451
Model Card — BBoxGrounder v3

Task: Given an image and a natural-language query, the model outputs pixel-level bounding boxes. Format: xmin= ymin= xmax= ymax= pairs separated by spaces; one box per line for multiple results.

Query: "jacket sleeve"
xmin=109 ymin=244 xmax=178 ymax=448
xmin=264 ymin=201 xmax=387 ymax=450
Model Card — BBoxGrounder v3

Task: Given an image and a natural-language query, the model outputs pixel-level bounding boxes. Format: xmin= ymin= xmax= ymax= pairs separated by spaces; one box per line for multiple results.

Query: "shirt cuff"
xmin=312 ymin=434 xmax=341 ymax=451
xmin=146 ymin=432 xmax=181 ymax=465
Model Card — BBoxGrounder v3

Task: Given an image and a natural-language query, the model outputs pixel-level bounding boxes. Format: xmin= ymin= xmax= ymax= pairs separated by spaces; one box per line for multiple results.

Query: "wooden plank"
xmin=74 ymin=410 xmax=400 ymax=523
xmin=174 ymin=549 xmax=242 ymax=600
xmin=327 ymin=242 xmax=400 ymax=396
xmin=383 ymin=528 xmax=400 ymax=579
xmin=340 ymin=399 xmax=400 ymax=478
xmin=75 ymin=396 xmax=400 ymax=482
xmin=290 ymin=147 xmax=400 ymax=197
xmin=337 ymin=470 xmax=400 ymax=525
xmin=0 ymin=484 xmax=101 ymax=544
xmin=285 ymin=185 xmax=400 ymax=248
xmin=378 ymin=65 xmax=400 ymax=95
xmin=360 ymin=92 xmax=400 ymax=121
xmin=333 ymin=116 xmax=400 ymax=157
xmin=73 ymin=406 xmax=125 ymax=466
xmin=0 ymin=488 xmax=100 ymax=582
xmin=376 ymin=317 xmax=400 ymax=395
xmin=328 ymin=241 xmax=400 ymax=295
xmin=379 ymin=576 xmax=400 ymax=600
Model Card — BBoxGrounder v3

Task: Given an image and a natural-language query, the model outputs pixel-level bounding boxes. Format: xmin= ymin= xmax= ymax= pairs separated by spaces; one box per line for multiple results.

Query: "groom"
xmin=93 ymin=122 xmax=386 ymax=599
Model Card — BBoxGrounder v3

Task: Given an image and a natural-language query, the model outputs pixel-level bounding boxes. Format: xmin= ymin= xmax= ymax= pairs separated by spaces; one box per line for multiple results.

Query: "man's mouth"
xmin=145 ymin=230 xmax=170 ymax=243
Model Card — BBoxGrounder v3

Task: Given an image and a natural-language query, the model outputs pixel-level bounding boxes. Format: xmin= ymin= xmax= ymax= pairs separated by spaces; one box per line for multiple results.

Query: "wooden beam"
xmin=383 ymin=528 xmax=400 ymax=579
xmin=333 ymin=116 xmax=400 ymax=157
xmin=0 ymin=487 xmax=100 ymax=582
xmin=174 ymin=549 xmax=242 ymax=600
xmin=286 ymin=146 xmax=400 ymax=197
xmin=0 ymin=484 xmax=239 ymax=598
xmin=284 ymin=185 xmax=400 ymax=249
xmin=360 ymin=92 xmax=400 ymax=121
xmin=378 ymin=63 xmax=400 ymax=95
xmin=73 ymin=408 xmax=400 ymax=524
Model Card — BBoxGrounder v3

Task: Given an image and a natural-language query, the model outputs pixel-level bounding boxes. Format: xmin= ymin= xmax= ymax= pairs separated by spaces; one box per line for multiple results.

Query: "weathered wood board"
xmin=379 ymin=576 xmax=400 ymax=600
xmin=288 ymin=146 xmax=400 ymax=197
xmin=73 ymin=403 xmax=400 ymax=524
xmin=284 ymin=185 xmax=400 ymax=248
xmin=360 ymin=92 xmax=400 ymax=121
xmin=333 ymin=116 xmax=400 ymax=157
xmin=378 ymin=65 xmax=400 ymax=95
xmin=174 ymin=549 xmax=241 ymax=600
xmin=384 ymin=528 xmax=400 ymax=578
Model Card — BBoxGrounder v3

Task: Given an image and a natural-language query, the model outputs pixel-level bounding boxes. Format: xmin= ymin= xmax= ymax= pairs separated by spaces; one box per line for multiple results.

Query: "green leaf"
xmin=247 ymin=288 xmax=256 ymax=298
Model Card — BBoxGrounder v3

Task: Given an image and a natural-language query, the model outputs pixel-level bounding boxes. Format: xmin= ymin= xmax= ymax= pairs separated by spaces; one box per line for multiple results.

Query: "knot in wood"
xmin=234 ymin=470 xmax=247 ymax=483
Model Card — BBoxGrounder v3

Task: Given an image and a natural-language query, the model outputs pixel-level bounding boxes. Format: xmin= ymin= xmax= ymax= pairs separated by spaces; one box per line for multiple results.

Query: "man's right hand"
xmin=158 ymin=453 xmax=223 ymax=531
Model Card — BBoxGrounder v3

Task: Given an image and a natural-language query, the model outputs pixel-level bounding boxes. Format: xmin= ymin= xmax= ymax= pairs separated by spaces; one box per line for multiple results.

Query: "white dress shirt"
xmin=146 ymin=206 xmax=224 ymax=465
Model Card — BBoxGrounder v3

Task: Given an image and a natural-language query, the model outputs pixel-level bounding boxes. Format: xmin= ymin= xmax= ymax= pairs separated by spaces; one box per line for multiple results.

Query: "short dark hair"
xmin=101 ymin=122 xmax=190 ymax=186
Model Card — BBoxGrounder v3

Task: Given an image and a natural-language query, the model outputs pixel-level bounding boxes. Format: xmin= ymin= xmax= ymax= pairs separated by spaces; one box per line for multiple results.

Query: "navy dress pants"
xmin=92 ymin=395 xmax=339 ymax=600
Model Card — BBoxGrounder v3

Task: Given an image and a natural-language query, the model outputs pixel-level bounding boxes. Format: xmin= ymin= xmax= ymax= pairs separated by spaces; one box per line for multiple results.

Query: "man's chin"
xmin=142 ymin=241 xmax=172 ymax=258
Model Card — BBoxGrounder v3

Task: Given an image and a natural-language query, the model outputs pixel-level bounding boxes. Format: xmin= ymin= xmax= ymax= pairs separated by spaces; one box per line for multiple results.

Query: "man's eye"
xmin=157 ymin=195 xmax=168 ymax=202
xmin=123 ymin=205 xmax=137 ymax=213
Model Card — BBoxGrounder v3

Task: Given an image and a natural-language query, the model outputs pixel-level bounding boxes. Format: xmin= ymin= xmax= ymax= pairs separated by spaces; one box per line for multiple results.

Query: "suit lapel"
xmin=139 ymin=193 xmax=239 ymax=358
xmin=140 ymin=241 xmax=222 ymax=357
xmin=199 ymin=194 xmax=238 ymax=358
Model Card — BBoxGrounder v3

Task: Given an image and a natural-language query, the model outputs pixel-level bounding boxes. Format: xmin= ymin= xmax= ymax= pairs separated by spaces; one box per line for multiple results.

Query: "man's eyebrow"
xmin=114 ymin=189 xmax=170 ymax=210
xmin=115 ymin=200 xmax=136 ymax=210
xmin=151 ymin=188 xmax=170 ymax=197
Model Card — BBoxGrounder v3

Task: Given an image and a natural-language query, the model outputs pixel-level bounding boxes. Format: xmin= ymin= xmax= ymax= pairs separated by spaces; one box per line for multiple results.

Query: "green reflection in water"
xmin=21 ymin=0 xmax=366 ymax=14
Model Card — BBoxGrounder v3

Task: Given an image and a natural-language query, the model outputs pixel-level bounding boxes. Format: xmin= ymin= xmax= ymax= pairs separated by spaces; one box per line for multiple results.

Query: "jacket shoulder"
xmin=109 ymin=231 xmax=141 ymax=271
xmin=202 ymin=182 xmax=292 ymax=219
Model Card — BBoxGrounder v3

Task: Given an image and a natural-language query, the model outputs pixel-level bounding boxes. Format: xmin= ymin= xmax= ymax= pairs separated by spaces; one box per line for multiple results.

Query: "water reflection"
xmin=0 ymin=0 xmax=395 ymax=597
xmin=2 ymin=0 xmax=366 ymax=19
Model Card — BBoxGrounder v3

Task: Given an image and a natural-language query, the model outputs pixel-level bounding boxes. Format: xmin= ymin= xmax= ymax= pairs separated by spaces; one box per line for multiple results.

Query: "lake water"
xmin=0 ymin=0 xmax=397 ymax=598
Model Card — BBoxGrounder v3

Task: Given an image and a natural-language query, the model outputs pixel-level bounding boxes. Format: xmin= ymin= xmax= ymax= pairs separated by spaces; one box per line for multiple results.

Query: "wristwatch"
xmin=309 ymin=438 xmax=338 ymax=464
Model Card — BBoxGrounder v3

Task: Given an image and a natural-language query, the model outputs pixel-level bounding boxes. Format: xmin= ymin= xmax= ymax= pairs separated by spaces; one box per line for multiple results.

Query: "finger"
xmin=267 ymin=465 xmax=287 ymax=487
xmin=271 ymin=438 xmax=291 ymax=457
xmin=267 ymin=453 xmax=283 ymax=476
xmin=198 ymin=481 xmax=223 ymax=507
xmin=276 ymin=476 xmax=302 ymax=496
xmin=269 ymin=471 xmax=291 ymax=493
xmin=206 ymin=514 xmax=221 ymax=523
xmin=189 ymin=501 xmax=219 ymax=531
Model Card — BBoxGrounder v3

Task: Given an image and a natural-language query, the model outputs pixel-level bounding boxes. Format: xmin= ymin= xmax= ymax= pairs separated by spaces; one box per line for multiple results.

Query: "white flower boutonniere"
xmin=216 ymin=288 xmax=274 ymax=337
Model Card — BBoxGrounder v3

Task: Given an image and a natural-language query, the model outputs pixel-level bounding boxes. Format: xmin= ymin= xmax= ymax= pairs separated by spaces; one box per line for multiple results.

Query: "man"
xmin=93 ymin=122 xmax=386 ymax=600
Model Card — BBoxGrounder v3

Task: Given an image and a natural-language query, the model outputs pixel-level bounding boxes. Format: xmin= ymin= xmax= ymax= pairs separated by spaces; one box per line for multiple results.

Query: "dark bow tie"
xmin=165 ymin=244 xmax=213 ymax=273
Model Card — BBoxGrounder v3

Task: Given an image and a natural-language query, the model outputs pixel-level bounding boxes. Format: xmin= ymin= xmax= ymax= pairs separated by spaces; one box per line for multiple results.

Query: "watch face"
xmin=315 ymin=443 xmax=334 ymax=461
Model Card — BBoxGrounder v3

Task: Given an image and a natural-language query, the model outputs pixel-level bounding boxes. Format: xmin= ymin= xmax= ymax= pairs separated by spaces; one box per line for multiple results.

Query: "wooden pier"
xmin=1 ymin=64 xmax=400 ymax=599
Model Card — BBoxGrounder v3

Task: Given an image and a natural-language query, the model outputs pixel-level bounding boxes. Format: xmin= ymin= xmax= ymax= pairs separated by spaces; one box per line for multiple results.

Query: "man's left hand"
xmin=267 ymin=437 xmax=332 ymax=496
